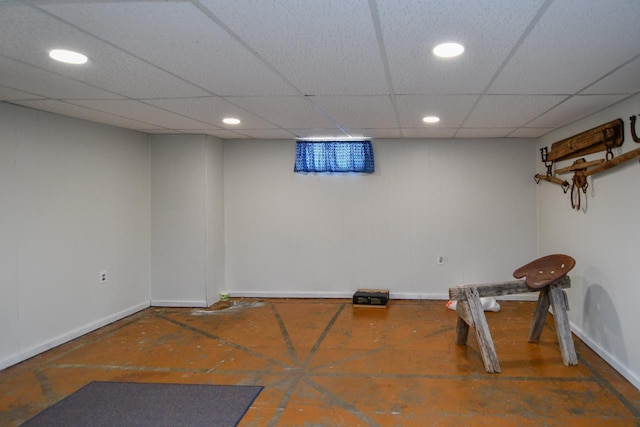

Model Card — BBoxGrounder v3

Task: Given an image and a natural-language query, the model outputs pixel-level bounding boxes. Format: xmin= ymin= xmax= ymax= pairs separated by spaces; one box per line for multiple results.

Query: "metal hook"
xmin=539 ymin=146 xmax=548 ymax=163
xmin=631 ymin=115 xmax=640 ymax=143
xmin=605 ymin=148 xmax=614 ymax=161
xmin=539 ymin=146 xmax=553 ymax=175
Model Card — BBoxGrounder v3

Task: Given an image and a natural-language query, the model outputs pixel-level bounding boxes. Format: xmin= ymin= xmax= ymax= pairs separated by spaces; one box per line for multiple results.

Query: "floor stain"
xmin=191 ymin=300 xmax=266 ymax=316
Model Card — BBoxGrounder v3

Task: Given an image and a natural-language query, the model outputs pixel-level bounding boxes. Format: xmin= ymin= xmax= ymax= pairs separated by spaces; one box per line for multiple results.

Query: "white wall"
xmin=150 ymin=134 xmax=224 ymax=306
xmin=224 ymin=138 xmax=538 ymax=298
xmin=0 ymin=103 xmax=150 ymax=369
xmin=206 ymin=137 xmax=225 ymax=305
xmin=537 ymin=93 xmax=640 ymax=389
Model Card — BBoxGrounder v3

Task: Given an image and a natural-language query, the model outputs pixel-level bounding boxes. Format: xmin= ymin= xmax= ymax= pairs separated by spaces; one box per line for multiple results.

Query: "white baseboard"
xmin=228 ymin=291 xmax=539 ymax=301
xmin=570 ymin=322 xmax=640 ymax=391
xmin=151 ymin=300 xmax=208 ymax=307
xmin=230 ymin=291 xmax=353 ymax=299
xmin=0 ymin=301 xmax=150 ymax=371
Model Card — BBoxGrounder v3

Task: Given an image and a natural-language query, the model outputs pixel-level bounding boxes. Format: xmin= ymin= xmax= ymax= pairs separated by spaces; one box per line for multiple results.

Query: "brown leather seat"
xmin=513 ymin=254 xmax=575 ymax=290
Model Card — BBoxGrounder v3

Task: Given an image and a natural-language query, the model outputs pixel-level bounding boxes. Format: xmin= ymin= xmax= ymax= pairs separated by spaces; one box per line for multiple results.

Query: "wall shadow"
xmin=582 ymin=282 xmax=626 ymax=365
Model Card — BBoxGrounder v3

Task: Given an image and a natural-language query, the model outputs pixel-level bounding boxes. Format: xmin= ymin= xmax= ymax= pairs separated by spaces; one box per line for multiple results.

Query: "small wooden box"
xmin=353 ymin=289 xmax=389 ymax=307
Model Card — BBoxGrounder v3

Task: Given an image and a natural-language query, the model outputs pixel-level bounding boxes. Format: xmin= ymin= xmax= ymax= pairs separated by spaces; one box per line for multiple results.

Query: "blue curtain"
xmin=294 ymin=141 xmax=374 ymax=173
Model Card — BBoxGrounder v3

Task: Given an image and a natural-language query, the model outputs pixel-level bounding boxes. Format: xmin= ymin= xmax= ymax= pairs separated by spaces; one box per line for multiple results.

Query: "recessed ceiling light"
xmin=49 ymin=49 xmax=88 ymax=65
xmin=423 ymin=116 xmax=440 ymax=124
xmin=432 ymin=42 xmax=464 ymax=58
xmin=222 ymin=117 xmax=241 ymax=125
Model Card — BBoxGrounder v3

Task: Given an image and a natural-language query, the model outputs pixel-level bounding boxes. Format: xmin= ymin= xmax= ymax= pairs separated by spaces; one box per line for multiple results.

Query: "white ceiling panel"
xmin=0 ymin=86 xmax=44 ymax=101
xmin=0 ymin=56 xmax=123 ymax=100
xmin=527 ymin=95 xmax=628 ymax=128
xmin=377 ymin=0 xmax=547 ymax=94
xmin=290 ymin=129 xmax=351 ymax=140
xmin=309 ymin=96 xmax=398 ymax=129
xmin=396 ymin=95 xmax=478 ymax=128
xmin=401 ymin=128 xmax=457 ymax=139
xmin=196 ymin=129 xmax=251 ymax=139
xmin=489 ymin=0 xmax=640 ymax=94
xmin=67 ymin=100 xmax=216 ymax=130
xmin=582 ymin=56 xmax=640 ymax=95
xmin=464 ymin=95 xmax=566 ymax=128
xmin=142 ymin=129 xmax=186 ymax=134
xmin=509 ymin=128 xmax=554 ymax=138
xmin=198 ymin=0 xmax=388 ymax=95
xmin=0 ymin=3 xmax=207 ymax=99
xmin=40 ymin=1 xmax=298 ymax=97
xmin=145 ymin=97 xmax=279 ymax=129
xmin=234 ymin=129 xmax=298 ymax=139
xmin=228 ymin=97 xmax=339 ymax=129
xmin=346 ymin=129 xmax=403 ymax=139
xmin=12 ymin=100 xmax=161 ymax=130
xmin=1 ymin=0 xmax=638 ymax=140
xmin=455 ymin=128 xmax=516 ymax=138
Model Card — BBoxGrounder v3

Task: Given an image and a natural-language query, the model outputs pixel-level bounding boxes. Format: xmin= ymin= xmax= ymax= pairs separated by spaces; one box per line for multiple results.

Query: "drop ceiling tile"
xmin=582 ymin=56 xmax=640 ymax=95
xmin=309 ymin=96 xmax=398 ymax=129
xmin=228 ymin=97 xmax=338 ymax=129
xmin=0 ymin=3 xmax=207 ymax=98
xmin=13 ymin=100 xmax=161 ymax=130
xmin=377 ymin=0 xmax=546 ymax=94
xmin=455 ymin=128 xmax=516 ymax=138
xmin=233 ymin=129 xmax=297 ymax=139
xmin=395 ymin=95 xmax=478 ymax=128
xmin=345 ymin=129 xmax=403 ymax=139
xmin=41 ymin=2 xmax=297 ymax=96
xmin=67 ymin=100 xmax=214 ymax=129
xmin=509 ymin=128 xmax=554 ymax=138
xmin=141 ymin=129 xmax=185 ymax=135
xmin=290 ymin=129 xmax=351 ymax=140
xmin=464 ymin=95 xmax=566 ymax=128
xmin=401 ymin=128 xmax=457 ymax=138
xmin=145 ymin=97 xmax=277 ymax=129
xmin=0 ymin=85 xmax=44 ymax=101
xmin=489 ymin=0 xmax=640 ymax=94
xmin=527 ymin=95 xmax=628 ymax=128
xmin=0 ymin=56 xmax=123 ymax=100
xmin=200 ymin=129 xmax=252 ymax=139
xmin=198 ymin=0 xmax=388 ymax=95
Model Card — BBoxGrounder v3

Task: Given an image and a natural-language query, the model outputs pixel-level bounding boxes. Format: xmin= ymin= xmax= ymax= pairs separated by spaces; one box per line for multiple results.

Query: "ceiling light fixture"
xmin=423 ymin=116 xmax=440 ymax=124
xmin=222 ymin=117 xmax=241 ymax=125
xmin=49 ymin=49 xmax=88 ymax=65
xmin=432 ymin=42 xmax=464 ymax=58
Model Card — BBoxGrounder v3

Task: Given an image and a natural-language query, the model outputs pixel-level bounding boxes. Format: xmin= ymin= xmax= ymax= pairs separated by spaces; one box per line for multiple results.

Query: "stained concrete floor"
xmin=1 ymin=299 xmax=639 ymax=426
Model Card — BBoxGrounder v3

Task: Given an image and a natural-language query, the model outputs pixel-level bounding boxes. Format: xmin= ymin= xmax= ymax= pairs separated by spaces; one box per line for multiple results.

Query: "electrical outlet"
xmin=99 ymin=271 xmax=107 ymax=283
xmin=437 ymin=255 xmax=444 ymax=265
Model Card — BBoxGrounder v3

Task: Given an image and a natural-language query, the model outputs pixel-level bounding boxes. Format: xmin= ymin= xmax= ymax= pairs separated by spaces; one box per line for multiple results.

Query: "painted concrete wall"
xmin=150 ymin=134 xmax=224 ymax=306
xmin=0 ymin=103 xmax=150 ymax=369
xmin=224 ymin=138 xmax=538 ymax=298
xmin=537 ymin=93 xmax=640 ymax=389
xmin=206 ymin=136 xmax=225 ymax=306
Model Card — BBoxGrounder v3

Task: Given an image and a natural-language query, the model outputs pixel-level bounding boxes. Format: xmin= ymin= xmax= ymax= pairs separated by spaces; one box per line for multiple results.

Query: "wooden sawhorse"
xmin=448 ymin=254 xmax=578 ymax=373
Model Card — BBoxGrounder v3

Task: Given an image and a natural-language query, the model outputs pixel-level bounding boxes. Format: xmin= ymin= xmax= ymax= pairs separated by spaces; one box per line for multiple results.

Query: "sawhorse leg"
xmin=528 ymin=288 xmax=550 ymax=342
xmin=549 ymin=284 xmax=578 ymax=365
xmin=455 ymin=287 xmax=501 ymax=373
xmin=528 ymin=284 xmax=577 ymax=366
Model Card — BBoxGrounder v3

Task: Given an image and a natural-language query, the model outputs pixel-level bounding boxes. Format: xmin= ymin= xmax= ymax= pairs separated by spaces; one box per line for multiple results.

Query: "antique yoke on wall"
xmin=535 ymin=117 xmax=640 ymax=210
xmin=448 ymin=254 xmax=577 ymax=373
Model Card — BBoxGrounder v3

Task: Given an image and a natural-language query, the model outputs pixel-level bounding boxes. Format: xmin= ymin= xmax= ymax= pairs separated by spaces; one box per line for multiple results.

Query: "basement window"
xmin=294 ymin=140 xmax=374 ymax=173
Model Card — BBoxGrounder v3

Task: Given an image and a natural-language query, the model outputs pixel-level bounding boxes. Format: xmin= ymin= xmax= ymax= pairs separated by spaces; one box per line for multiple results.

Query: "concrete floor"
xmin=1 ymin=299 xmax=639 ymax=426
